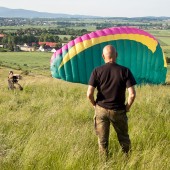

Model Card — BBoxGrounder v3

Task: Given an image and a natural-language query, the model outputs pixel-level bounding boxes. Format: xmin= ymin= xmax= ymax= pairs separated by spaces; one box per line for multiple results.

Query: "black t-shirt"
xmin=88 ymin=62 xmax=137 ymax=110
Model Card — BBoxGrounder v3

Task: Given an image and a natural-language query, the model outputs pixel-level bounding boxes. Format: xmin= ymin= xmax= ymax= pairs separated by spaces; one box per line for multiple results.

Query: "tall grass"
xmin=0 ymin=67 xmax=169 ymax=170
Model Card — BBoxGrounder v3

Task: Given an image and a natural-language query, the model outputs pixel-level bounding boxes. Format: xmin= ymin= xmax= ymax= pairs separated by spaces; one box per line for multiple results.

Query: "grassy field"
xmin=0 ymin=25 xmax=96 ymax=33
xmin=0 ymin=52 xmax=52 ymax=76
xmin=157 ymin=37 xmax=170 ymax=46
xmin=148 ymin=30 xmax=170 ymax=37
xmin=0 ymin=51 xmax=170 ymax=169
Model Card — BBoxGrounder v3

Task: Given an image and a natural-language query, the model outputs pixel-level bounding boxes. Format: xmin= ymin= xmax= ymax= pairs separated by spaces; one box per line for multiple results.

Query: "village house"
xmin=0 ymin=34 xmax=5 ymax=47
xmin=38 ymin=42 xmax=57 ymax=52
xmin=18 ymin=43 xmax=35 ymax=52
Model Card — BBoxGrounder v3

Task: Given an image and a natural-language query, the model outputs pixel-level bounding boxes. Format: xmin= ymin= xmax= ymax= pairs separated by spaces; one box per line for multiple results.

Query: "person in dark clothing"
xmin=87 ymin=45 xmax=136 ymax=157
xmin=8 ymin=71 xmax=23 ymax=90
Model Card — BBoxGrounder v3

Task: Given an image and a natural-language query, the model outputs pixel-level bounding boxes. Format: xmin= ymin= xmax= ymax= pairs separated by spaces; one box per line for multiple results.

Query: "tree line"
xmin=0 ymin=28 xmax=88 ymax=51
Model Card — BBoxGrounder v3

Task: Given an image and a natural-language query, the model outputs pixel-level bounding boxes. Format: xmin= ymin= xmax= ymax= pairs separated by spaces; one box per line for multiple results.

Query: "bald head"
xmin=102 ymin=45 xmax=117 ymax=63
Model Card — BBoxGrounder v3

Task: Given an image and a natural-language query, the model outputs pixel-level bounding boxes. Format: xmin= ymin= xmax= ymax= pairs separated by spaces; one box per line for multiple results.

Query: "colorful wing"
xmin=50 ymin=27 xmax=167 ymax=84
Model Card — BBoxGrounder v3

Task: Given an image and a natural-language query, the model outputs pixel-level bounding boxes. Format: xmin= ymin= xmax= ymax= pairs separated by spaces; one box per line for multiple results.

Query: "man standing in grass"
xmin=87 ymin=45 xmax=136 ymax=157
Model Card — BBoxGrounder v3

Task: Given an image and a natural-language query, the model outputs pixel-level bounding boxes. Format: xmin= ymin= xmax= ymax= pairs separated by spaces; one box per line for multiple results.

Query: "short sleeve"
xmin=88 ymin=69 xmax=98 ymax=88
xmin=126 ymin=69 xmax=137 ymax=88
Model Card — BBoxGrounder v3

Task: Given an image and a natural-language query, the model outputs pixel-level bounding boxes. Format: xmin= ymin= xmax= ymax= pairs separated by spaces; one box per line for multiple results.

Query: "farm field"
xmin=0 ymin=52 xmax=52 ymax=76
xmin=0 ymin=51 xmax=170 ymax=169
xmin=0 ymin=25 xmax=96 ymax=33
xmin=157 ymin=37 xmax=170 ymax=45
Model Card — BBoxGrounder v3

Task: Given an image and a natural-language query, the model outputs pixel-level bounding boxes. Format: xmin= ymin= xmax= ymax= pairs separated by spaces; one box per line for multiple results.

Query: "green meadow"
xmin=0 ymin=51 xmax=170 ymax=170
xmin=0 ymin=52 xmax=52 ymax=76
xmin=158 ymin=37 xmax=170 ymax=46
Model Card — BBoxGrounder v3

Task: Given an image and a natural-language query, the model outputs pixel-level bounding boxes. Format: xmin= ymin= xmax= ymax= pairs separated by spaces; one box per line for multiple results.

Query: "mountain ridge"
xmin=0 ymin=7 xmax=170 ymax=19
xmin=0 ymin=7 xmax=99 ymax=18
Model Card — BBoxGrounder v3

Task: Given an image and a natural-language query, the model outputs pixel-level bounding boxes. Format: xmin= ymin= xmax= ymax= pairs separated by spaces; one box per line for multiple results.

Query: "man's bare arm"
xmin=126 ymin=86 xmax=136 ymax=112
xmin=87 ymin=85 xmax=96 ymax=107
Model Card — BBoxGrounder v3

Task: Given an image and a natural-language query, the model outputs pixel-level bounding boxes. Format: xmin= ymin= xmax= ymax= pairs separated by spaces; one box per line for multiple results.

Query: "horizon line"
xmin=0 ymin=6 xmax=170 ymax=18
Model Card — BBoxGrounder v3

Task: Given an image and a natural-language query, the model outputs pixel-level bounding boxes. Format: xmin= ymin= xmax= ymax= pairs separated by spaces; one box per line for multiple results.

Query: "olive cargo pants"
xmin=94 ymin=105 xmax=131 ymax=156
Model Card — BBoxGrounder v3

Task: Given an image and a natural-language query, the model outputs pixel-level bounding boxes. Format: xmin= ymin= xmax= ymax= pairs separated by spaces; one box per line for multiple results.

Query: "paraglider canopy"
xmin=50 ymin=26 xmax=167 ymax=85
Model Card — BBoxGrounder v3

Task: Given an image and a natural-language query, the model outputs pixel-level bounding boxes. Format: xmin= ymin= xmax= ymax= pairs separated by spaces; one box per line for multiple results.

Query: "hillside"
xmin=0 ymin=65 xmax=170 ymax=169
xmin=0 ymin=50 xmax=170 ymax=169
xmin=0 ymin=7 xmax=98 ymax=18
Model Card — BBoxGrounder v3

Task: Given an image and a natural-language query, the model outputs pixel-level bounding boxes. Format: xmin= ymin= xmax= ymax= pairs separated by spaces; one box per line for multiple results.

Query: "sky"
xmin=0 ymin=0 xmax=170 ymax=17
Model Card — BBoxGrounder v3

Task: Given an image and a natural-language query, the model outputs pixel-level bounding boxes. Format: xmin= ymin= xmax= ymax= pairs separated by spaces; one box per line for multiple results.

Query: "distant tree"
xmin=63 ymin=37 xmax=68 ymax=42
xmin=46 ymin=34 xmax=55 ymax=42
xmin=39 ymin=34 xmax=45 ymax=42
xmin=2 ymin=36 xmax=8 ymax=45
xmin=70 ymin=36 xmax=76 ymax=40
xmin=22 ymin=35 xmax=28 ymax=44
xmin=53 ymin=35 xmax=60 ymax=42
xmin=55 ymin=42 xmax=62 ymax=50
xmin=8 ymin=42 xmax=14 ymax=51
xmin=39 ymin=33 xmax=55 ymax=42
xmin=42 ymin=28 xmax=48 ymax=34
xmin=81 ymin=29 xmax=88 ymax=34
xmin=166 ymin=56 xmax=170 ymax=63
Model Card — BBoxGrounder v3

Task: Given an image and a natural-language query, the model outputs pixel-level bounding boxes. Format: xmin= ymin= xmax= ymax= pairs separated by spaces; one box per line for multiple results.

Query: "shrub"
xmin=166 ymin=57 xmax=170 ymax=63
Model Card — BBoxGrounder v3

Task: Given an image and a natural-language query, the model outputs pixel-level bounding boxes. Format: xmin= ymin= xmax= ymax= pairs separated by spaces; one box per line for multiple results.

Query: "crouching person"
xmin=8 ymin=71 xmax=23 ymax=90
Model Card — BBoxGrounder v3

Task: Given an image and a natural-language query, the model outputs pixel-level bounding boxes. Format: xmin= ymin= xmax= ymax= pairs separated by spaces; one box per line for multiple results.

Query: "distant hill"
xmin=0 ymin=7 xmax=170 ymax=19
xmin=0 ymin=7 xmax=99 ymax=18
